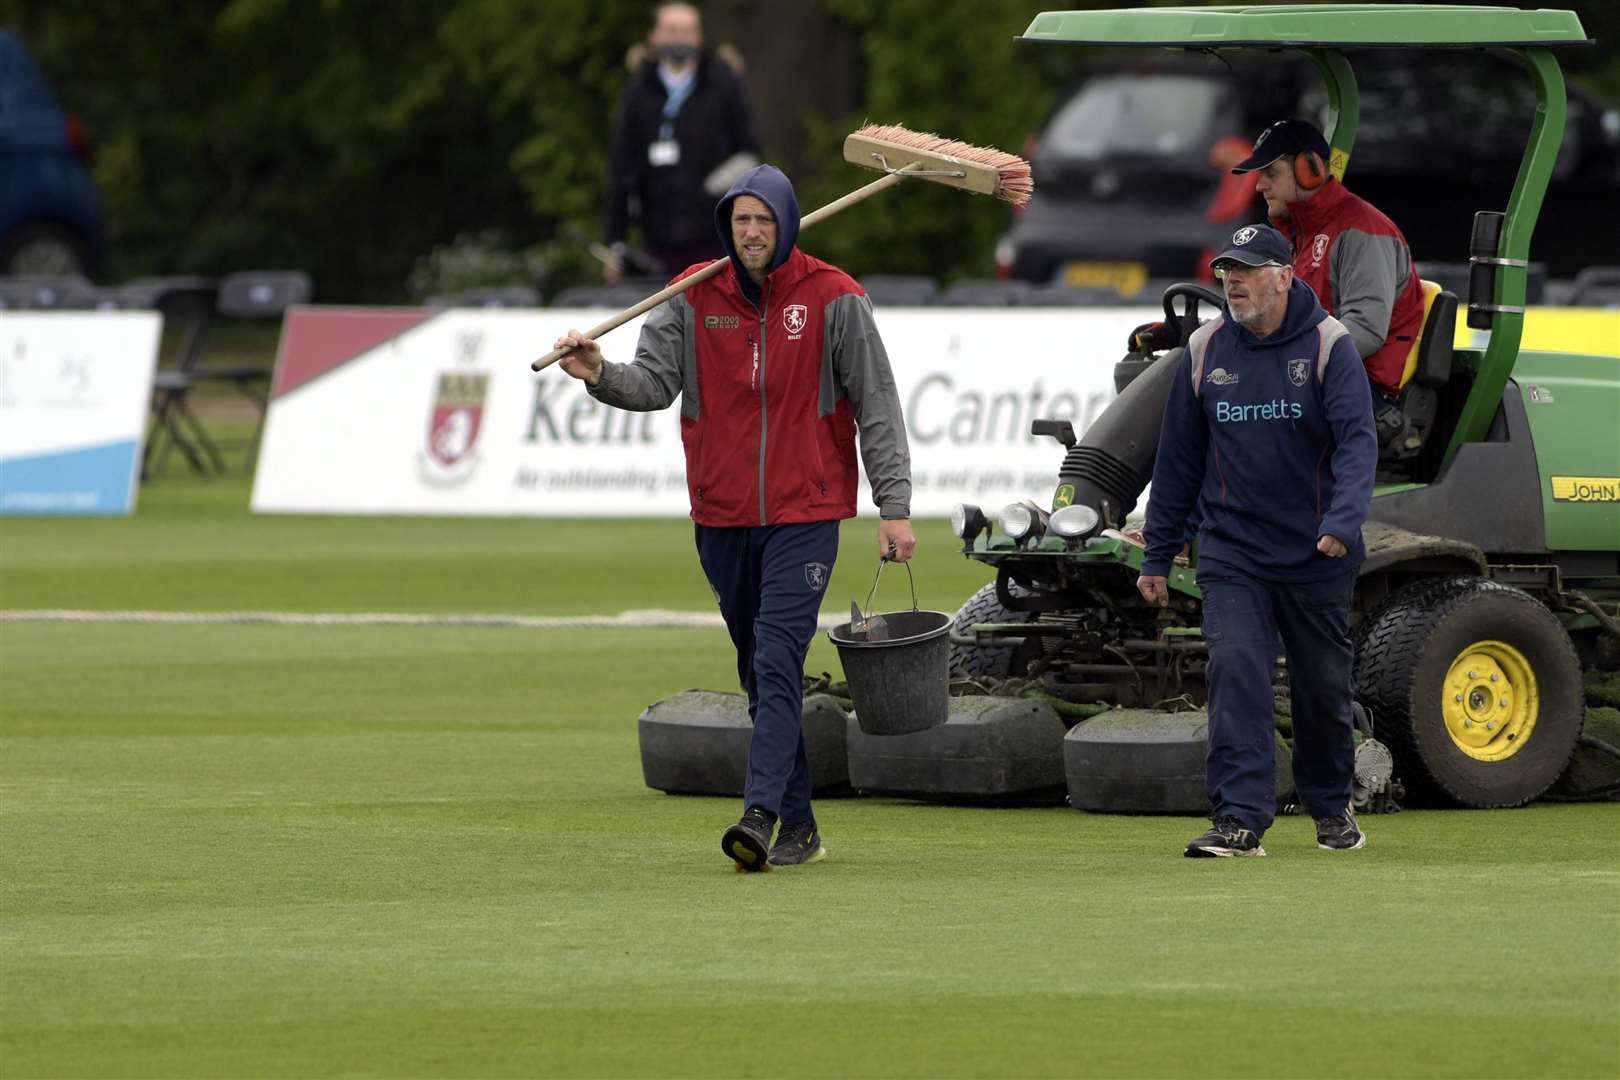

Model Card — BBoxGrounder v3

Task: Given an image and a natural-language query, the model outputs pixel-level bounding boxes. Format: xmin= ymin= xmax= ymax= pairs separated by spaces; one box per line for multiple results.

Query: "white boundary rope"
xmin=0 ymin=609 xmax=847 ymax=630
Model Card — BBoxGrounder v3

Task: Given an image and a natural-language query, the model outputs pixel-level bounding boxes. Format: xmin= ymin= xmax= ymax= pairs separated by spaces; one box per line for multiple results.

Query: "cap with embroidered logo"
xmin=1209 ymin=223 xmax=1293 ymax=272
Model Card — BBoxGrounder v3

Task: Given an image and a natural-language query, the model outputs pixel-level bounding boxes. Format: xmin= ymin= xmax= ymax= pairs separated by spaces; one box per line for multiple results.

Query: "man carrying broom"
xmin=554 ymin=163 xmax=915 ymax=872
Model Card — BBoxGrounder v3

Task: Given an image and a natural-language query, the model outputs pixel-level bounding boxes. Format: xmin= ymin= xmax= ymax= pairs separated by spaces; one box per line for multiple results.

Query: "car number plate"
xmin=1061 ymin=261 xmax=1148 ymax=298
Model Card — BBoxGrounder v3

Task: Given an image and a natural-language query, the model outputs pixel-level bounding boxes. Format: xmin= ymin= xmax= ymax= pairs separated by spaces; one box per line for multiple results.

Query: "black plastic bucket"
xmin=828 ymin=560 xmax=952 ymax=735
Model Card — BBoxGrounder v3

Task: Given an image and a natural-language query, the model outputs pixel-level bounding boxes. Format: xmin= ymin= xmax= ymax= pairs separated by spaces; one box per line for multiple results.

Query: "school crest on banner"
xmin=418 ymin=333 xmax=489 ymax=487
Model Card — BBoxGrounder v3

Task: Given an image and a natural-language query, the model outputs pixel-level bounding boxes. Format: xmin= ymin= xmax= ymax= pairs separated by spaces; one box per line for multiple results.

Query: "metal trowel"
xmin=849 ymin=598 xmax=890 ymax=641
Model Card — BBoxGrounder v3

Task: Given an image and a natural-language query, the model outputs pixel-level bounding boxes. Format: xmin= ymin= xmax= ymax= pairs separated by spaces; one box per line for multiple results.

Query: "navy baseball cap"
xmin=1231 ymin=119 xmax=1331 ymax=174
xmin=1209 ymin=224 xmax=1293 ymax=271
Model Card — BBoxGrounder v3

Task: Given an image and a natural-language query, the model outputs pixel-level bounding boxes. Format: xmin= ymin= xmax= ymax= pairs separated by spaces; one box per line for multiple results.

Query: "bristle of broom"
xmin=851 ymin=123 xmax=1033 ymax=206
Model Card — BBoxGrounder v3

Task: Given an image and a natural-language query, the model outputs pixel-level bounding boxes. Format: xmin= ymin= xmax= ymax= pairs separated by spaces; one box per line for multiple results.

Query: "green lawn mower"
xmin=918 ymin=4 xmax=1620 ymax=813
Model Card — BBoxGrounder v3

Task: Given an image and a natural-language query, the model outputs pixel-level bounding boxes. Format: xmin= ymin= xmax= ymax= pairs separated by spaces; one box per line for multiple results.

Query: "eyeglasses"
xmin=1213 ymin=260 xmax=1285 ymax=279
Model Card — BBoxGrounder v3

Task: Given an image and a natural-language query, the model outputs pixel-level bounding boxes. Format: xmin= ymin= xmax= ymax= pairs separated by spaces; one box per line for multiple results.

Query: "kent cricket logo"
xmin=419 ymin=333 xmax=489 ymax=488
xmin=1551 ymin=476 xmax=1620 ymax=503
xmin=1288 ymin=359 xmax=1310 ymax=387
xmin=1231 ymin=226 xmax=1258 ymax=245
xmin=805 ymin=562 xmax=828 ymax=591
xmin=783 ymin=304 xmax=808 ymax=340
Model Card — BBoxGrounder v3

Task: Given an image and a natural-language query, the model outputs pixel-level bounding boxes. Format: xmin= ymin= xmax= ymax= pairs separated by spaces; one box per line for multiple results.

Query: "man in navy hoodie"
xmin=555 ymin=165 xmax=914 ymax=871
xmin=1137 ymin=223 xmax=1377 ymax=858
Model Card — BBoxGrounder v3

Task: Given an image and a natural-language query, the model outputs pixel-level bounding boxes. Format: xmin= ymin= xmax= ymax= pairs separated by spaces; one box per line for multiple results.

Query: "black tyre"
xmin=947 ymin=582 xmax=1034 ymax=679
xmin=0 ymin=222 xmax=91 ymax=277
xmin=1353 ymin=576 xmax=1584 ymax=807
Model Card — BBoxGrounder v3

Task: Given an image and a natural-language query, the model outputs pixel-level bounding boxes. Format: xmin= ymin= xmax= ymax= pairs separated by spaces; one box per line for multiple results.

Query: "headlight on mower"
xmin=1049 ymin=503 xmax=1101 ymax=541
xmin=999 ymin=500 xmax=1047 ymax=542
xmin=950 ymin=502 xmax=988 ymax=543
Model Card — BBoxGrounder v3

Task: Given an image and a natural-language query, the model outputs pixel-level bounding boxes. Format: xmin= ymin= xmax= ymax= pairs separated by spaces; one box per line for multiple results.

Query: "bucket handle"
xmin=863 ymin=555 xmax=919 ymax=616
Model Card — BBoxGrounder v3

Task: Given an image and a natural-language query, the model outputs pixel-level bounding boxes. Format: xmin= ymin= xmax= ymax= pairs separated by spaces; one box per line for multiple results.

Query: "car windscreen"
xmin=1042 ymin=74 xmax=1229 ymax=161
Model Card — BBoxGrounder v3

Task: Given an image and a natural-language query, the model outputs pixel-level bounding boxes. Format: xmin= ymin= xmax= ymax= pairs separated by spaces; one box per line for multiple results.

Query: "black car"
xmin=0 ymin=30 xmax=105 ymax=277
xmin=1001 ymin=51 xmax=1620 ymax=288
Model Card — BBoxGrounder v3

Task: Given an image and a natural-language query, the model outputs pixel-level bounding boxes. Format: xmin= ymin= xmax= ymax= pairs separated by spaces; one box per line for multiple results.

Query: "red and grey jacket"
xmin=1273 ymin=179 xmax=1426 ymax=398
xmin=587 ymin=167 xmax=910 ymax=527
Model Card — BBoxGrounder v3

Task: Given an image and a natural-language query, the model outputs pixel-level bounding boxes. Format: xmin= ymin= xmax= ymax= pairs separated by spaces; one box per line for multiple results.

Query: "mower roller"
xmin=638 ymin=691 xmax=853 ymax=797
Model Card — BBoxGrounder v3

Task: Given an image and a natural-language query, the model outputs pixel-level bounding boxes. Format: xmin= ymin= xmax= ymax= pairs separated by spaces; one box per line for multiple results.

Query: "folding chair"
xmin=134 ymin=277 xmax=224 ymax=478
xmin=140 ymin=271 xmax=311 ymax=478
xmin=201 ymin=271 xmax=312 ymax=467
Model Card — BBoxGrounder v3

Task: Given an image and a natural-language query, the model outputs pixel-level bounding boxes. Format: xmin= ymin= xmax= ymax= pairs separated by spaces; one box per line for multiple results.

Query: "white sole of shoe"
xmin=1186 ymin=844 xmax=1266 ymax=858
xmin=1318 ymin=835 xmax=1367 ymax=851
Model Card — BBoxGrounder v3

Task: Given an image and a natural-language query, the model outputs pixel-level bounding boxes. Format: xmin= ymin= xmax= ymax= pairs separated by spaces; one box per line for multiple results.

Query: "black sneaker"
xmin=1184 ymin=816 xmax=1266 ymax=858
xmin=1315 ymin=805 xmax=1367 ymax=851
xmin=768 ymin=820 xmax=826 ymax=867
xmin=722 ymin=807 xmax=777 ymax=872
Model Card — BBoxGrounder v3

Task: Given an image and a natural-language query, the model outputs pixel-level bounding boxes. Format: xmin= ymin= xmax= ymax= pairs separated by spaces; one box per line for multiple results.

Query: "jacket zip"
xmin=756 ymin=280 xmax=771 ymax=525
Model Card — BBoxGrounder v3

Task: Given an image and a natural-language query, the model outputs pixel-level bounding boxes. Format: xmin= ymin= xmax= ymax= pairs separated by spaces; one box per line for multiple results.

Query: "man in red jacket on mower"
xmin=1233 ymin=119 xmax=1427 ymax=448
xmin=554 ymin=164 xmax=915 ymax=872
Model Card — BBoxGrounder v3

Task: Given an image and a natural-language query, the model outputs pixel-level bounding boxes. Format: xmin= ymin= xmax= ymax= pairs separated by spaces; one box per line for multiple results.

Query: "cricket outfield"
xmin=3 ymin=464 xmax=1616 ymax=1077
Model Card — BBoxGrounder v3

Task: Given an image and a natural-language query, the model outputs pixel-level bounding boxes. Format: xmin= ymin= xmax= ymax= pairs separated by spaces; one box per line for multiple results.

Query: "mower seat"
xmin=1379 ymin=280 xmax=1457 ymax=461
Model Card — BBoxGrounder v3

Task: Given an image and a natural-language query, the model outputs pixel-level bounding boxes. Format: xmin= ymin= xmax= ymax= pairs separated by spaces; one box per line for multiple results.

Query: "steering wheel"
xmin=1162 ymin=282 xmax=1225 ymax=346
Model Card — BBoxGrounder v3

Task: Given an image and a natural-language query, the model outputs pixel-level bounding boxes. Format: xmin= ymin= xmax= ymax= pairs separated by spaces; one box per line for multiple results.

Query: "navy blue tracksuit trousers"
xmin=1197 ymin=559 xmax=1358 ymax=834
xmin=694 ymin=521 xmax=839 ymax=825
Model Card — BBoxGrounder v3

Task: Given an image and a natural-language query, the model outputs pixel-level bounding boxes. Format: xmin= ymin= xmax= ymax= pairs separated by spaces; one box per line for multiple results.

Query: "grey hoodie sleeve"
xmin=825 ymin=293 xmax=912 ymax=519
xmin=1329 ymin=229 xmax=1408 ymax=359
xmin=586 ymin=296 xmax=692 ymax=413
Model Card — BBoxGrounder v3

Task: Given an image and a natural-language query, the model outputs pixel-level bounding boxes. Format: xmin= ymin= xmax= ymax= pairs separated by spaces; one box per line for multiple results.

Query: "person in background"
xmin=602 ymin=2 xmax=761 ymax=281
xmin=1232 ymin=118 xmax=1427 ymax=446
xmin=558 ymin=164 xmax=915 ymax=872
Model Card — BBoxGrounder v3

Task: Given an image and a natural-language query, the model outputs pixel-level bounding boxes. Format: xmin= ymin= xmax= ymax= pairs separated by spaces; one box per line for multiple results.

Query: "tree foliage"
xmin=5 ymin=0 xmax=1617 ymax=301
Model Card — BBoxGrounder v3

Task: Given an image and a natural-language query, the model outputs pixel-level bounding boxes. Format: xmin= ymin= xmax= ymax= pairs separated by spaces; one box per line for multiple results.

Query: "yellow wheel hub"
xmin=1441 ymin=640 xmax=1537 ymax=761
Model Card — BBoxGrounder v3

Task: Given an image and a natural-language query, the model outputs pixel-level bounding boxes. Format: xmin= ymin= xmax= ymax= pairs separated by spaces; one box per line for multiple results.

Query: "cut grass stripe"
xmin=0 ymin=608 xmax=849 ymax=630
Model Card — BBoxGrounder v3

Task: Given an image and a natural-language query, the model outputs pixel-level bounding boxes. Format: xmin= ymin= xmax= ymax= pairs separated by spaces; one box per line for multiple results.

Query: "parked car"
xmin=0 ymin=30 xmax=104 ymax=277
xmin=1001 ymin=50 xmax=1620 ymax=287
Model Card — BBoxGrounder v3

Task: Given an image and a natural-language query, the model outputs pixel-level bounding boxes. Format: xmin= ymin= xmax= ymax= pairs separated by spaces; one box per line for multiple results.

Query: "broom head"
xmin=843 ymin=124 xmax=1033 ymax=206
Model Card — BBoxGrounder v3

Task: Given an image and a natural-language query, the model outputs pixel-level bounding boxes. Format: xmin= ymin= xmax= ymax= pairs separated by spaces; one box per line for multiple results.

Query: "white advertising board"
xmin=250 ymin=305 xmax=1161 ymax=518
xmin=0 ymin=312 xmax=162 ymax=515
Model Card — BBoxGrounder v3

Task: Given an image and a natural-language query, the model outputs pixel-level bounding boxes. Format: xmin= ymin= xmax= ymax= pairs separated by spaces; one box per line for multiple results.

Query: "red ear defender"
xmin=1295 ymin=150 xmax=1327 ymax=190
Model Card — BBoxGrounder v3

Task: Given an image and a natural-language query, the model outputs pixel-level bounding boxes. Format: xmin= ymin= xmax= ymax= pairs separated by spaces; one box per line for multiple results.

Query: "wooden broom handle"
xmin=531 ymin=170 xmax=906 ymax=372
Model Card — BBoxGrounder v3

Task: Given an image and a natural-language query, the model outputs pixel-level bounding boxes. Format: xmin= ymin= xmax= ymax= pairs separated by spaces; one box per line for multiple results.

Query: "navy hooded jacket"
xmin=1142 ymin=279 xmax=1377 ymax=582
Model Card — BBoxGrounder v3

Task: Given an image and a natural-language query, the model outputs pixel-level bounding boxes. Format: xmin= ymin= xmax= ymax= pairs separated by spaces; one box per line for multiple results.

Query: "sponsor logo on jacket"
xmin=1215 ymin=398 xmax=1304 ymax=423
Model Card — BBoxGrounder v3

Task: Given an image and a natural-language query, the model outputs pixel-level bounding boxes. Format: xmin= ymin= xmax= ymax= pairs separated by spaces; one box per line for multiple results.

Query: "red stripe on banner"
xmin=271 ymin=308 xmax=435 ymax=399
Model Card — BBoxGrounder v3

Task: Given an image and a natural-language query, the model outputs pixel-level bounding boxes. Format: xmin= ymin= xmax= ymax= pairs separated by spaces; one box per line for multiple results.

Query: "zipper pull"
xmin=749 ymin=334 xmax=759 ymax=391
